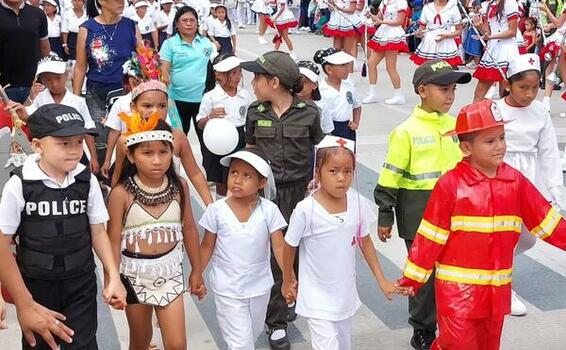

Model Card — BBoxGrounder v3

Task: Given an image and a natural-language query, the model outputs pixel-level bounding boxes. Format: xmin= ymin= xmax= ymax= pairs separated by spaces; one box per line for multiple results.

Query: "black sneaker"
xmin=410 ymin=329 xmax=436 ymax=350
xmin=287 ymin=303 xmax=297 ymax=322
xmin=268 ymin=328 xmax=290 ymax=350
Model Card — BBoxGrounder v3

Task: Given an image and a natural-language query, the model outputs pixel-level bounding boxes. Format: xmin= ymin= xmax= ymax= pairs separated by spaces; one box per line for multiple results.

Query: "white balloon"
xmin=203 ymin=118 xmax=239 ymax=156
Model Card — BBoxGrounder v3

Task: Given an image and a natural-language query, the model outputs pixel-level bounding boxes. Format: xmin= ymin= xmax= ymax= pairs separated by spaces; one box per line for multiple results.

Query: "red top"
xmin=399 ymin=160 xmax=566 ymax=318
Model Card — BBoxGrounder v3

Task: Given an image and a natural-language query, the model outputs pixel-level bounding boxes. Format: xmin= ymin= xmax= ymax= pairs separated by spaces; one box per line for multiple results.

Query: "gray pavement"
xmin=4 ymin=27 xmax=566 ymax=349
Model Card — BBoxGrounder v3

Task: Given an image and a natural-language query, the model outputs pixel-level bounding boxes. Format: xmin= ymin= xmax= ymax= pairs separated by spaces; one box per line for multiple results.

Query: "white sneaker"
xmin=362 ymin=94 xmax=380 ymax=104
xmin=486 ymin=85 xmax=499 ymax=100
xmin=510 ymin=290 xmax=527 ymax=316
xmin=258 ymin=36 xmax=268 ymax=45
xmin=384 ymin=95 xmax=406 ymax=105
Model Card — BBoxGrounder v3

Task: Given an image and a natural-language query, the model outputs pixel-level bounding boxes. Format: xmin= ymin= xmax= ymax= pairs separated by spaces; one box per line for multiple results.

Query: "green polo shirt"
xmin=246 ymin=96 xmax=324 ymax=184
xmin=159 ymin=33 xmax=213 ymax=102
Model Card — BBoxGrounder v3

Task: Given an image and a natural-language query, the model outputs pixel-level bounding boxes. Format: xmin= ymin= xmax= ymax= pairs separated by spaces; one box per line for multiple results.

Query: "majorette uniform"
xmin=368 ymin=0 xmax=410 ymax=52
xmin=410 ymin=0 xmax=463 ymax=66
xmin=323 ymin=0 xmax=364 ymax=37
xmin=251 ymin=0 xmax=276 ymax=15
xmin=265 ymin=0 xmax=299 ymax=30
xmin=473 ymin=0 xmax=520 ymax=81
xmin=540 ymin=8 xmax=566 ymax=63
xmin=399 ymin=160 xmax=566 ymax=349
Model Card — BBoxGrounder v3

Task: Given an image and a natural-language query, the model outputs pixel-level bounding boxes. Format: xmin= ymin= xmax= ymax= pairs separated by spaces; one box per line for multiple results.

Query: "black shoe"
xmin=287 ymin=303 xmax=297 ymax=322
xmin=554 ymin=84 xmax=562 ymax=91
xmin=268 ymin=328 xmax=290 ymax=350
xmin=410 ymin=329 xmax=436 ymax=350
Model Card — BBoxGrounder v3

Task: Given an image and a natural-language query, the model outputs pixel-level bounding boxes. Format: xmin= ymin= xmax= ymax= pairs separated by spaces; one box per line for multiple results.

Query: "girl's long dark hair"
xmin=117 ymin=120 xmax=186 ymax=215
xmin=173 ymin=5 xmax=199 ymax=35
xmin=86 ymin=0 xmax=100 ymax=18
xmin=216 ymin=5 xmax=232 ymax=31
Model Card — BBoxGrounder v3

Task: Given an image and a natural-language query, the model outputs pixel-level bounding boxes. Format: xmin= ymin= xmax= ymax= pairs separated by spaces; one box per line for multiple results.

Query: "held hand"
xmin=379 ymin=280 xmax=415 ymax=300
xmin=189 ymin=271 xmax=207 ymax=300
xmin=482 ymin=33 xmax=491 ymax=41
xmin=100 ymin=160 xmax=111 ymax=178
xmin=89 ymin=157 xmax=100 ymax=175
xmin=377 ymin=226 xmax=393 ymax=243
xmin=0 ymin=294 xmax=7 ymax=330
xmin=102 ymin=277 xmax=127 ymax=310
xmin=5 ymin=101 xmax=29 ymax=122
xmin=348 ymin=120 xmax=358 ymax=130
xmin=16 ymin=301 xmax=74 ymax=350
xmin=209 ymin=107 xmax=226 ymax=119
xmin=63 ymin=46 xmax=70 ymax=55
xmin=281 ymin=278 xmax=298 ymax=304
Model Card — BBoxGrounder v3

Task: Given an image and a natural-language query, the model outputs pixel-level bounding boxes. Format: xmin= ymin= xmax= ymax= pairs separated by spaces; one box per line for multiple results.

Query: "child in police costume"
xmin=398 ymin=99 xmax=566 ymax=349
xmin=374 ymin=60 xmax=471 ymax=349
xmin=199 ymin=149 xmax=287 ymax=349
xmin=241 ymin=51 xmax=324 ymax=350
xmin=0 ymin=104 xmax=126 ymax=349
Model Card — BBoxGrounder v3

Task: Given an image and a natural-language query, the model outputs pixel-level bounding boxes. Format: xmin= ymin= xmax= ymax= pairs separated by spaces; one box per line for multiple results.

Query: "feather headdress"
xmin=119 ymin=111 xmax=173 ymax=146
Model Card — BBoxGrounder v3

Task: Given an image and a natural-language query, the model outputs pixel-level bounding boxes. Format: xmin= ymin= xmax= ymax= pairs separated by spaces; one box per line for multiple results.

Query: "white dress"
xmin=411 ymin=0 xmax=462 ymax=66
xmin=266 ymin=0 xmax=298 ymax=29
xmin=368 ymin=0 xmax=409 ymax=52
xmin=323 ymin=0 xmax=364 ymax=37
xmin=473 ymin=0 xmax=520 ymax=81
xmin=251 ymin=0 xmax=275 ymax=15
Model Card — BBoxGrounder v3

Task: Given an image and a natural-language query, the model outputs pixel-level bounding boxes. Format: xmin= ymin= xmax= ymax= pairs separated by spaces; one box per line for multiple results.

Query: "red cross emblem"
xmin=528 ymin=58 xmax=535 ymax=65
xmin=336 ymin=138 xmax=347 ymax=147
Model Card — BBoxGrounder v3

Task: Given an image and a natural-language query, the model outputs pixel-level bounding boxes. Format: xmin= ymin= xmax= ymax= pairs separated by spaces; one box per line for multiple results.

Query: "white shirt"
xmin=27 ymin=89 xmax=95 ymax=129
xmin=481 ymin=0 xmax=519 ymax=46
xmin=157 ymin=9 xmax=174 ymax=29
xmin=199 ymin=197 xmax=287 ymax=298
xmin=285 ymin=189 xmax=375 ymax=321
xmin=135 ymin=13 xmax=157 ymax=35
xmin=196 ymin=85 xmax=252 ymax=127
xmin=201 ymin=14 xmax=216 ymax=33
xmin=47 ymin=15 xmax=62 ymax=38
xmin=206 ymin=18 xmax=237 ymax=37
xmin=0 ymin=154 xmax=109 ymax=235
xmin=318 ymin=78 xmax=361 ymax=124
xmin=497 ymin=98 xmax=563 ymax=199
xmin=104 ymin=93 xmax=132 ymax=132
xmin=313 ymin=100 xmax=333 ymax=134
xmin=61 ymin=9 xmax=88 ymax=33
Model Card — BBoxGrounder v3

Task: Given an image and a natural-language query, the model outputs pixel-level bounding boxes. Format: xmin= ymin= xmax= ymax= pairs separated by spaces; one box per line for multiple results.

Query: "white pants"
xmin=237 ymin=2 xmax=247 ymax=25
xmin=214 ymin=292 xmax=270 ymax=350
xmin=307 ymin=315 xmax=355 ymax=350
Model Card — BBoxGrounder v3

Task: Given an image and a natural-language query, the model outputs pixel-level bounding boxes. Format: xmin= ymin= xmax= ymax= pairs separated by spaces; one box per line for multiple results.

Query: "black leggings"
xmin=174 ymin=100 xmax=205 ymax=158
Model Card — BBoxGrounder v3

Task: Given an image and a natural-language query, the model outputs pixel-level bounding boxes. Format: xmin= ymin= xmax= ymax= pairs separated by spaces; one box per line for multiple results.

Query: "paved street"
xmin=4 ymin=27 xmax=566 ymax=349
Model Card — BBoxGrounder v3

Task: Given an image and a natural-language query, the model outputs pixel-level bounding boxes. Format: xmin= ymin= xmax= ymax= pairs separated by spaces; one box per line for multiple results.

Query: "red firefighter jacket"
xmin=399 ymin=160 xmax=566 ymax=319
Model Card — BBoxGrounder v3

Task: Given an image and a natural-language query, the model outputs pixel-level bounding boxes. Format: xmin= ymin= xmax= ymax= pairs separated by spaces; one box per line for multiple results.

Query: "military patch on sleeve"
xmin=257 ymin=120 xmax=272 ymax=127
xmin=257 ymin=104 xmax=266 ymax=112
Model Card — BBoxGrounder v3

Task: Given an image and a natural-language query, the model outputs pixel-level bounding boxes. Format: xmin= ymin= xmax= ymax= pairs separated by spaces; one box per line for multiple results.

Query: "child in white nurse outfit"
xmin=199 ymin=149 xmax=287 ymax=350
xmin=281 ymin=136 xmax=410 ymax=350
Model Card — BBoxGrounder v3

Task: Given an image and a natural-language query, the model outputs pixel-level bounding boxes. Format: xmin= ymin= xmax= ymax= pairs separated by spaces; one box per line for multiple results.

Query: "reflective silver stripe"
xmin=383 ymin=163 xmax=441 ymax=181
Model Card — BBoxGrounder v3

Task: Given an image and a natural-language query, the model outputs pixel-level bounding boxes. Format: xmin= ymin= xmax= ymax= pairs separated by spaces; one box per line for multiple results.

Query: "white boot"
xmin=258 ymin=36 xmax=268 ymax=45
xmin=363 ymin=85 xmax=380 ymax=104
xmin=510 ymin=290 xmax=527 ymax=316
xmin=384 ymin=90 xmax=406 ymax=105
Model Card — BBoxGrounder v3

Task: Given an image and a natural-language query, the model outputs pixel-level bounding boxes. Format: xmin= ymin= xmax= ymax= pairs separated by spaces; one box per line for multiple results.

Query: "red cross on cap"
xmin=336 ymin=138 xmax=347 ymax=147
xmin=528 ymin=58 xmax=535 ymax=65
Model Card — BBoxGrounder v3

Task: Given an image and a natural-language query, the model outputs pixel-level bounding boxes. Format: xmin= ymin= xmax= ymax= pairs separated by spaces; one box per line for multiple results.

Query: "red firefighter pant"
xmin=432 ymin=314 xmax=504 ymax=350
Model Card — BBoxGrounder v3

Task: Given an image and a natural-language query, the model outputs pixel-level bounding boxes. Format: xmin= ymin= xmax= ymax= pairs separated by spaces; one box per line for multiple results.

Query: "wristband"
xmin=62 ymin=43 xmax=68 ymax=47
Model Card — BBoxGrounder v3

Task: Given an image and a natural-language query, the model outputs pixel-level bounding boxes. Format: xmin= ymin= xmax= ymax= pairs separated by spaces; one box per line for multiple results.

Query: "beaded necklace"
xmin=124 ymin=174 xmax=179 ymax=206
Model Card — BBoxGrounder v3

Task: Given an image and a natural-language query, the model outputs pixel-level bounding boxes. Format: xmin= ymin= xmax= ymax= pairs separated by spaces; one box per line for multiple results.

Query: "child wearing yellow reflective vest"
xmin=398 ymin=99 xmax=566 ymax=350
xmin=374 ymin=59 xmax=471 ymax=349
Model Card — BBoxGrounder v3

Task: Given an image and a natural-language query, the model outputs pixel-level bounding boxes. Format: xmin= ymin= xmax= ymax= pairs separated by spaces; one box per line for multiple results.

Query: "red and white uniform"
xmin=368 ymin=0 xmax=409 ymax=52
xmin=265 ymin=0 xmax=298 ymax=30
xmin=410 ymin=0 xmax=462 ymax=66
xmin=473 ymin=0 xmax=520 ymax=81
xmin=399 ymin=160 xmax=566 ymax=349
xmin=323 ymin=0 xmax=364 ymax=37
xmin=251 ymin=0 xmax=276 ymax=15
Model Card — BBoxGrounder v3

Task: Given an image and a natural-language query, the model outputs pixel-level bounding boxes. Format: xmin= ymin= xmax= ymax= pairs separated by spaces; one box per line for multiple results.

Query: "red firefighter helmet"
xmin=449 ymin=99 xmax=508 ymax=136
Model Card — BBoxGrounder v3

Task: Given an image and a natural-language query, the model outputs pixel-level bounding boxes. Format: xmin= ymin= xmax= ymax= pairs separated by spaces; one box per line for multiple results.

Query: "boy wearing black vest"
xmin=0 ymin=104 xmax=126 ymax=350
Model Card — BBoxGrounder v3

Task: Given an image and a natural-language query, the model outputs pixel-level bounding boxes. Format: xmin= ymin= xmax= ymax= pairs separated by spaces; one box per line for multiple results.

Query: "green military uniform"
xmin=246 ymin=96 xmax=324 ymax=332
xmin=375 ymin=104 xmax=462 ymax=334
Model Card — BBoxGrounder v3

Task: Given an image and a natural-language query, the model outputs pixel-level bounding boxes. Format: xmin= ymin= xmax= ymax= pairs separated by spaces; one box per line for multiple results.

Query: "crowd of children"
xmin=4 ymin=0 xmax=566 ymax=349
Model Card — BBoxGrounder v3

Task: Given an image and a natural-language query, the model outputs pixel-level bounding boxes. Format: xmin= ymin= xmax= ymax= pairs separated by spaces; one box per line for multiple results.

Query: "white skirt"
xmin=251 ymin=0 xmax=272 ymax=15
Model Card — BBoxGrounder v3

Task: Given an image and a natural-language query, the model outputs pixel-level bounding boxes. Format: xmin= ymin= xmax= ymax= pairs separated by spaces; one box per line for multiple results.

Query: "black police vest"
xmin=13 ymin=167 xmax=95 ymax=280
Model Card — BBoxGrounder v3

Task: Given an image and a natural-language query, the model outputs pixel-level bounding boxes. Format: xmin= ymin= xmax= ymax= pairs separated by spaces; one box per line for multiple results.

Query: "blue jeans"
xmin=5 ymin=86 xmax=31 ymax=103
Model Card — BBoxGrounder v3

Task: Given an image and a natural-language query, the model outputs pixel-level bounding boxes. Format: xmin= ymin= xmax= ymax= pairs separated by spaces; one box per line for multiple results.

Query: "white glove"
xmin=549 ymin=186 xmax=565 ymax=211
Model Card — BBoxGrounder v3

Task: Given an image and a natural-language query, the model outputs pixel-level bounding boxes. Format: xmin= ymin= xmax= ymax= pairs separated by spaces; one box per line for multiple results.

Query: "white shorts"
xmin=214 ymin=292 xmax=270 ymax=350
xmin=307 ymin=315 xmax=355 ymax=350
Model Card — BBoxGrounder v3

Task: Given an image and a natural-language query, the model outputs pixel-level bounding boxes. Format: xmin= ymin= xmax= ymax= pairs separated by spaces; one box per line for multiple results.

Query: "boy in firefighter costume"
xmin=399 ymin=99 xmax=566 ymax=350
xmin=0 ymin=104 xmax=126 ymax=349
xmin=374 ymin=59 xmax=470 ymax=349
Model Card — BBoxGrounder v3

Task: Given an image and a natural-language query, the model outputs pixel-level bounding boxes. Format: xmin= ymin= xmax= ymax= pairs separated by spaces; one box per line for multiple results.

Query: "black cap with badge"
xmin=412 ymin=60 xmax=472 ymax=94
xmin=28 ymin=104 xmax=98 ymax=139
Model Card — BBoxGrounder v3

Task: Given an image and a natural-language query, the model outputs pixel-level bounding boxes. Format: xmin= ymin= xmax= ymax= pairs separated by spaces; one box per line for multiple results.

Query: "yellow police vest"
xmin=378 ymin=105 xmax=462 ymax=190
